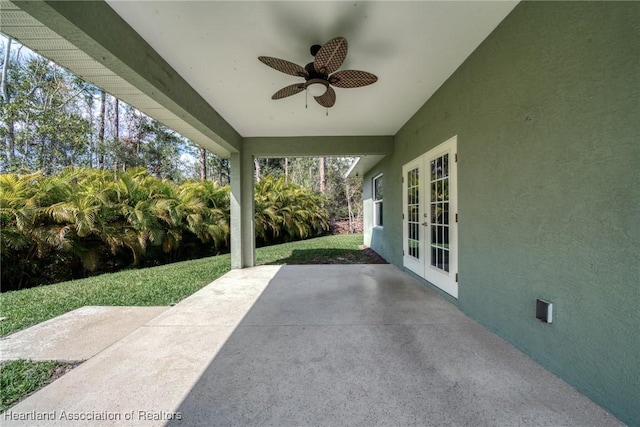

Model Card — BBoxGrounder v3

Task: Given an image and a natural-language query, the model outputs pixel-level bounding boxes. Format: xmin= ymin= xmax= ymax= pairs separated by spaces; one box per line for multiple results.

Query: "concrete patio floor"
xmin=2 ymin=265 xmax=621 ymax=426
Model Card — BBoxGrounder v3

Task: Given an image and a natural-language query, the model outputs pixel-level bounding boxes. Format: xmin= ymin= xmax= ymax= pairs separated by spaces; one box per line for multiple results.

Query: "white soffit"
xmin=345 ymin=155 xmax=385 ymax=179
xmin=0 ymin=1 xmax=233 ymax=157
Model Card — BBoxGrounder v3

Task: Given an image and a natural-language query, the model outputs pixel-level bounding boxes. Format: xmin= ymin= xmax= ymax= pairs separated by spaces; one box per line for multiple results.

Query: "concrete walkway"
xmin=1 ymin=306 xmax=168 ymax=362
xmin=1 ymin=265 xmax=621 ymax=426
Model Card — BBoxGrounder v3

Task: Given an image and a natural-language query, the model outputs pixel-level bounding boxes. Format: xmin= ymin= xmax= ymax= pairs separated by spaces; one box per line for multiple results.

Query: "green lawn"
xmin=0 ymin=360 xmax=76 ymax=413
xmin=0 ymin=234 xmax=368 ymax=337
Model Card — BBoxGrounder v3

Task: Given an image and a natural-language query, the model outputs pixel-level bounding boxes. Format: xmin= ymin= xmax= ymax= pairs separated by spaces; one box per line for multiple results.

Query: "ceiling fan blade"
xmin=313 ymin=37 xmax=348 ymax=75
xmin=314 ymin=86 xmax=336 ymax=108
xmin=259 ymin=56 xmax=308 ymax=77
xmin=329 ymin=70 xmax=378 ymax=88
xmin=272 ymin=84 xmax=305 ymax=100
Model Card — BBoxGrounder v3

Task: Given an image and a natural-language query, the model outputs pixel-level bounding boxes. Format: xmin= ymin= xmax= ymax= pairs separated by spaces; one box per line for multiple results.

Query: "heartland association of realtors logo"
xmin=3 ymin=410 xmax=182 ymax=421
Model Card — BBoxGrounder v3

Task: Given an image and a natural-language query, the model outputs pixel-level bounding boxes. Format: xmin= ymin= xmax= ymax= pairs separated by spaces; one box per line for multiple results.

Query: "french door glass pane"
xmin=406 ymin=167 xmax=420 ymax=260
xmin=429 ymin=154 xmax=450 ymax=272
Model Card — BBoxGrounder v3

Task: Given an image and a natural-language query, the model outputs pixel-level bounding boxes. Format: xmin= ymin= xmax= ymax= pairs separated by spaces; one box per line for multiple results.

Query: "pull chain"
xmin=303 ymin=90 xmax=329 ymax=115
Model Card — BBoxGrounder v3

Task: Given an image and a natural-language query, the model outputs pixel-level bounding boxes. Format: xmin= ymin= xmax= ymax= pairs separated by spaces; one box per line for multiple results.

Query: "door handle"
xmin=421 ymin=222 xmax=428 ymax=226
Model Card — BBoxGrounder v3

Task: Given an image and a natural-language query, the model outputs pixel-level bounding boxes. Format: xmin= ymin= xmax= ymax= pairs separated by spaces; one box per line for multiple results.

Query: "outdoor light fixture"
xmin=304 ymin=78 xmax=328 ymax=97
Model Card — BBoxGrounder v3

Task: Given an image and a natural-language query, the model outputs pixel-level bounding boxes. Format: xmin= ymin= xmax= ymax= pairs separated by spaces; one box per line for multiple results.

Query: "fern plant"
xmin=1 ymin=169 xmax=329 ymax=290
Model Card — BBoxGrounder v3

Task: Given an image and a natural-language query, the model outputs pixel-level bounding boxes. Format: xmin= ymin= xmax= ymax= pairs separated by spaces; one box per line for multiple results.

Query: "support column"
xmin=230 ymin=151 xmax=255 ymax=269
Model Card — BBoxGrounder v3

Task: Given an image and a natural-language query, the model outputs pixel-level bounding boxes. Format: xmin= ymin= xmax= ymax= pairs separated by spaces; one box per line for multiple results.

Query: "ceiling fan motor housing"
xmin=304 ymin=62 xmax=329 ymax=81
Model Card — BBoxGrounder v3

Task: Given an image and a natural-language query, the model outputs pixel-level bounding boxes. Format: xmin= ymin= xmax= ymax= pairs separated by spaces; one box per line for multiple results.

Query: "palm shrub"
xmin=1 ymin=169 xmax=329 ymax=290
xmin=254 ymin=176 xmax=329 ymax=245
xmin=1 ymin=171 xmax=76 ymax=288
xmin=153 ymin=179 xmax=230 ymax=261
xmin=0 ymin=168 xmax=229 ymax=289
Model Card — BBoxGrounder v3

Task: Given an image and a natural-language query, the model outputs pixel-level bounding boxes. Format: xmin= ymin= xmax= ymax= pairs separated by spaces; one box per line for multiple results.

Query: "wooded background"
xmin=0 ymin=36 xmax=364 ymax=290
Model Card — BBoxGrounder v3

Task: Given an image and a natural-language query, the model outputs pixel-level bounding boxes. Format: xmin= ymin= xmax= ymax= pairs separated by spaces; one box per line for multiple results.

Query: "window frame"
xmin=373 ymin=173 xmax=384 ymax=227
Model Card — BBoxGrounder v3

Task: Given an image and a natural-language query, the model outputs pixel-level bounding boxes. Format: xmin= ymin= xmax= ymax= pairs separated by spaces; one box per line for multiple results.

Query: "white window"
xmin=373 ymin=174 xmax=383 ymax=227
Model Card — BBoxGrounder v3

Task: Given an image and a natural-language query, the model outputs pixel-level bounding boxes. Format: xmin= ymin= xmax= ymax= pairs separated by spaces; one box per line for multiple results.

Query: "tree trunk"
xmin=319 ymin=157 xmax=326 ymax=194
xmin=0 ymin=38 xmax=10 ymax=103
xmin=38 ymin=135 xmax=47 ymax=173
xmin=1 ymin=37 xmax=15 ymax=167
xmin=284 ymin=157 xmax=289 ymax=181
xmin=254 ymin=157 xmax=261 ymax=182
xmin=0 ymin=37 xmax=12 ymax=104
xmin=98 ymin=90 xmax=106 ymax=169
xmin=113 ymin=97 xmax=121 ymax=171
xmin=5 ymin=121 xmax=15 ymax=169
xmin=114 ymin=97 xmax=119 ymax=140
xmin=345 ymin=179 xmax=354 ymax=233
xmin=221 ymin=158 xmax=230 ymax=185
xmin=86 ymin=91 xmax=95 ymax=168
xmin=199 ymin=147 xmax=207 ymax=181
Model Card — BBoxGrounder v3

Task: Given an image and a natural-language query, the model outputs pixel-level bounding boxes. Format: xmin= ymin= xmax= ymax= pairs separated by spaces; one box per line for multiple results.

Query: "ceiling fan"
xmin=258 ymin=37 xmax=377 ymax=109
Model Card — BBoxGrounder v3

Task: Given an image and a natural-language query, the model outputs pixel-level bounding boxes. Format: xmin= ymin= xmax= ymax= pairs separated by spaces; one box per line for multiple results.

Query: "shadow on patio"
xmin=259 ymin=248 xmax=388 ymax=266
xmin=2 ymin=265 xmax=621 ymax=426
xmin=167 ymin=265 xmax=619 ymax=426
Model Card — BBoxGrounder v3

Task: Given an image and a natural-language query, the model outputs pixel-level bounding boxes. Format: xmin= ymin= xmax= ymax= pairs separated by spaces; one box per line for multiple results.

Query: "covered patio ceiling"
xmin=106 ymin=1 xmax=518 ymax=138
xmin=1 ymin=1 xmax=518 ymax=156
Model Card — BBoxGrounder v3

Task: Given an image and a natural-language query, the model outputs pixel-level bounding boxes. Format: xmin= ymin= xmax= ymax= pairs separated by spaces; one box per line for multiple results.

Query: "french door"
xmin=402 ymin=136 xmax=458 ymax=298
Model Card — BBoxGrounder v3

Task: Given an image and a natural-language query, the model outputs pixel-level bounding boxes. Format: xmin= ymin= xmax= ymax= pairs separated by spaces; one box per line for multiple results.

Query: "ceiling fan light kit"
xmin=305 ymin=79 xmax=328 ymax=97
xmin=258 ymin=36 xmax=377 ymax=110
